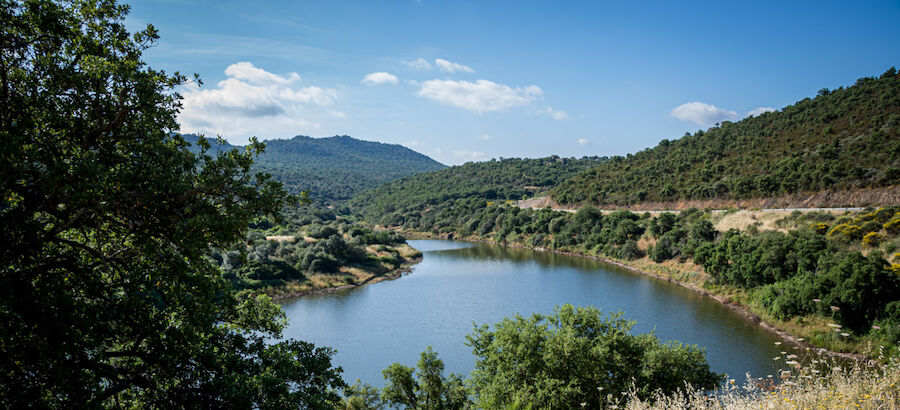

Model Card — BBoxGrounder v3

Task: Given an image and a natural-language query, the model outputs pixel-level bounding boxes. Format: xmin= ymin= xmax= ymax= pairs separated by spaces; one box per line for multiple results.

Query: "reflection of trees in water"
xmin=431 ymin=243 xmax=611 ymax=272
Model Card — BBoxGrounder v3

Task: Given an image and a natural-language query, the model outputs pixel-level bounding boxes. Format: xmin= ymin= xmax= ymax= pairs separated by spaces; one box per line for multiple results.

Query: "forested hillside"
xmin=184 ymin=134 xmax=446 ymax=202
xmin=552 ymin=68 xmax=900 ymax=206
xmin=348 ymin=156 xmax=604 ymax=224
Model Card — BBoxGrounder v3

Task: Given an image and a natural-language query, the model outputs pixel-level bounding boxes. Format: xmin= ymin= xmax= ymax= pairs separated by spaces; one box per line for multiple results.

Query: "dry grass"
xmin=395 ymin=244 xmax=422 ymax=259
xmin=624 ymin=353 xmax=900 ymax=409
xmin=712 ymin=210 xmax=793 ymax=233
xmin=627 ymin=256 xmax=709 ymax=285
xmin=265 ymin=235 xmax=297 ymax=242
xmin=339 ymin=266 xmax=373 ymax=283
xmin=364 ymin=245 xmax=393 ymax=259
xmin=637 ymin=236 xmax=656 ymax=251
xmin=307 ymin=273 xmax=353 ymax=289
xmin=710 ymin=209 xmax=849 ymax=233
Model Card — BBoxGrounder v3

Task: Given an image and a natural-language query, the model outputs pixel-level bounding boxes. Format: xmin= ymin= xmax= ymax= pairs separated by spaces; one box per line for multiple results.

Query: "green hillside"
xmin=348 ymin=156 xmax=604 ymax=225
xmin=183 ymin=134 xmax=446 ymax=202
xmin=551 ymin=68 xmax=900 ymax=206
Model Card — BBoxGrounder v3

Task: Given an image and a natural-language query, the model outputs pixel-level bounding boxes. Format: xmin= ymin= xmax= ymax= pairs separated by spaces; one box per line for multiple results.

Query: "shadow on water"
xmin=280 ymin=239 xmax=796 ymax=388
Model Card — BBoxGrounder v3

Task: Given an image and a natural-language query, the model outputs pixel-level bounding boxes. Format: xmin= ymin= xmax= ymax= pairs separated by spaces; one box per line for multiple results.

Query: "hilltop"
xmin=551 ymin=68 xmax=900 ymax=208
xmin=347 ymin=156 xmax=605 ymax=225
xmin=183 ymin=134 xmax=446 ymax=203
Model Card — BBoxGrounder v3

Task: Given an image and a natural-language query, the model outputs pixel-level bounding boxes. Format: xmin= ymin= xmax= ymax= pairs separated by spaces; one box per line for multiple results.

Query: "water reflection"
xmin=280 ymin=239 xmax=790 ymax=388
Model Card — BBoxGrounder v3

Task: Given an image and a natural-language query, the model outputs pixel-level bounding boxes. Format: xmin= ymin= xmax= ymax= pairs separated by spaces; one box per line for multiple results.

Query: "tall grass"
xmin=624 ymin=350 xmax=900 ymax=409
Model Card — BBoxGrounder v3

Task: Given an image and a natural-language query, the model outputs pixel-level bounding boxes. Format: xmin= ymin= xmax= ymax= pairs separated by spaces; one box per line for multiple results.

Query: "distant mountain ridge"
xmin=182 ymin=134 xmax=446 ymax=203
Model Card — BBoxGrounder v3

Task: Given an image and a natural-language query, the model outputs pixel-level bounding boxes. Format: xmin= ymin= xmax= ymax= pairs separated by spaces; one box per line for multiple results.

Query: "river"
xmin=280 ymin=239 xmax=790 ymax=387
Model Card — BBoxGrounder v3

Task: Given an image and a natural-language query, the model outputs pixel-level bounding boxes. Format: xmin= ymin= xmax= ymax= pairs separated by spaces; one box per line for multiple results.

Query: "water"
xmin=280 ymin=240 xmax=789 ymax=387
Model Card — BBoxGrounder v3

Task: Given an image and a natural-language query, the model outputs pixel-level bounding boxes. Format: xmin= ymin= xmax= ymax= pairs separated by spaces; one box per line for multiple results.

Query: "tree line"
xmin=362 ymin=197 xmax=900 ymax=352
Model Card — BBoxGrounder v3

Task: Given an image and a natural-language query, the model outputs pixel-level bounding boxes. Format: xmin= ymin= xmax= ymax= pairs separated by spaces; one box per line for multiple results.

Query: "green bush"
xmin=466 ymin=305 xmax=720 ymax=408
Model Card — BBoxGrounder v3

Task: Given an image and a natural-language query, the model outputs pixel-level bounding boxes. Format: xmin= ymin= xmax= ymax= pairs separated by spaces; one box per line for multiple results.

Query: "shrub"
xmin=863 ymin=231 xmax=884 ymax=247
xmin=618 ymin=239 xmax=645 ymax=260
xmin=826 ymin=223 xmax=862 ymax=242
xmin=884 ymin=215 xmax=900 ymax=234
xmin=466 ymin=305 xmax=720 ymax=408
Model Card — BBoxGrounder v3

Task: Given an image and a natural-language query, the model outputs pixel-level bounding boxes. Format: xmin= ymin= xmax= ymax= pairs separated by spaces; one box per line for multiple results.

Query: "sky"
xmin=128 ymin=0 xmax=900 ymax=165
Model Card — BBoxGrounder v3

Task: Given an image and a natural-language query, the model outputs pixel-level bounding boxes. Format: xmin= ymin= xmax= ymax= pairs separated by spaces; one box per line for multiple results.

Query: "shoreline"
xmin=268 ymin=255 xmax=423 ymax=301
xmin=405 ymin=232 xmax=868 ymax=361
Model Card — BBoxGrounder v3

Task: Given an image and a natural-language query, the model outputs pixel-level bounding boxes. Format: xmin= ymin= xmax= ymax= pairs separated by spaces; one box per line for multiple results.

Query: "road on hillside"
xmin=515 ymin=202 xmax=865 ymax=214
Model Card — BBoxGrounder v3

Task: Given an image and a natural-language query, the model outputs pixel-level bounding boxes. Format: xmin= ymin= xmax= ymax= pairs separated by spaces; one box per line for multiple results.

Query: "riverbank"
xmin=403 ymin=231 xmax=870 ymax=361
xmin=242 ymin=243 xmax=424 ymax=301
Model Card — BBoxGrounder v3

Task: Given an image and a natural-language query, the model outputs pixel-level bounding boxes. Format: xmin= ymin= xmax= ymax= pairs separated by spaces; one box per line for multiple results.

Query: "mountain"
xmin=550 ymin=67 xmax=900 ymax=207
xmin=182 ymin=135 xmax=446 ymax=203
xmin=348 ymin=156 xmax=605 ymax=224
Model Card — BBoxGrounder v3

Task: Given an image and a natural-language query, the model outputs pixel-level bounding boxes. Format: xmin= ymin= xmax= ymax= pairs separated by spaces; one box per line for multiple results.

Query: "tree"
xmin=0 ymin=0 xmax=343 ymax=406
xmin=466 ymin=305 xmax=720 ymax=408
xmin=381 ymin=347 xmax=470 ymax=409
xmin=339 ymin=380 xmax=384 ymax=410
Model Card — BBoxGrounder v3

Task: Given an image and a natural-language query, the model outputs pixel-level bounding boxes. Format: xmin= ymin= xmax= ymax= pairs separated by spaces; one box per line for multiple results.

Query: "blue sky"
xmin=128 ymin=0 xmax=900 ymax=165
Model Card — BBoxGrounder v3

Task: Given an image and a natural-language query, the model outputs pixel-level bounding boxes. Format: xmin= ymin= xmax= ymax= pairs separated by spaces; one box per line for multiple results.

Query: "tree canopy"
xmin=0 ymin=0 xmax=343 ymax=406
xmin=466 ymin=305 xmax=721 ymax=408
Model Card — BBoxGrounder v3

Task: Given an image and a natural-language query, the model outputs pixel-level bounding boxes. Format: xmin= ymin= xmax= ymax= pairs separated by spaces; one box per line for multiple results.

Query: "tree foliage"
xmin=0 ymin=1 xmax=344 ymax=406
xmin=465 ymin=305 xmax=721 ymax=408
xmin=381 ymin=347 xmax=470 ymax=410
xmin=348 ymin=156 xmax=604 ymax=222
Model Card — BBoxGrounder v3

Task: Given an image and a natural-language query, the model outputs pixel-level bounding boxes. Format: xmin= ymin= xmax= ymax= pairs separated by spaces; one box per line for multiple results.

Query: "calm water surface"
xmin=281 ymin=240 xmax=789 ymax=387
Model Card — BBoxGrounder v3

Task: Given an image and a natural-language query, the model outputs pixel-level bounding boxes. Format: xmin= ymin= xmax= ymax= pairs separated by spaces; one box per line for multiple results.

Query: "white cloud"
xmin=670 ymin=102 xmax=738 ymax=126
xmin=477 ymin=134 xmax=492 ymax=140
xmin=453 ymin=149 xmax=488 ymax=162
xmin=403 ymin=140 xmax=422 ymax=147
xmin=746 ymin=106 xmax=776 ymax=117
xmin=361 ymin=72 xmax=399 ymax=86
xmin=404 ymin=58 xmax=433 ymax=71
xmin=179 ymin=62 xmax=337 ymax=138
xmin=328 ymin=110 xmax=347 ymax=118
xmin=435 ymin=58 xmax=474 ymax=73
xmin=578 ymin=138 xmax=590 ymax=146
xmin=224 ymin=61 xmax=301 ymax=85
xmin=539 ymin=106 xmax=571 ymax=120
xmin=418 ymin=79 xmax=542 ymax=113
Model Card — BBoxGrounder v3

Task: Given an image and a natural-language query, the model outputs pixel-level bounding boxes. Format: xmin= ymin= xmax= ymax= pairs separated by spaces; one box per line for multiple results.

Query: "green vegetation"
xmin=210 ymin=205 xmax=419 ymax=298
xmin=0 ymin=1 xmax=344 ymax=406
xmin=183 ymin=134 xmax=446 ymax=204
xmin=465 ymin=305 xmax=720 ymax=408
xmin=349 ymin=155 xmax=604 ymax=223
xmin=380 ymin=347 xmax=470 ymax=410
xmin=343 ymin=305 xmax=719 ymax=409
xmin=551 ymin=69 xmax=900 ymax=206
xmin=369 ymin=198 xmax=900 ymax=354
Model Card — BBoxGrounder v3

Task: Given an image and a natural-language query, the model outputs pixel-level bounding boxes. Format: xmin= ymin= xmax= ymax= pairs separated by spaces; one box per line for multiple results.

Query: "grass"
xmin=624 ymin=352 xmax=900 ymax=409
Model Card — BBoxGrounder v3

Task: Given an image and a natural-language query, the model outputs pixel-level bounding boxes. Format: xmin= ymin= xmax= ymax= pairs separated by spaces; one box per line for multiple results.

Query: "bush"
xmin=757 ymin=252 xmax=899 ymax=333
xmin=466 ymin=305 xmax=720 ymax=408
xmin=863 ymin=231 xmax=884 ymax=247
xmin=618 ymin=239 xmax=645 ymax=260
xmin=884 ymin=215 xmax=900 ymax=234
xmin=827 ymin=223 xmax=862 ymax=242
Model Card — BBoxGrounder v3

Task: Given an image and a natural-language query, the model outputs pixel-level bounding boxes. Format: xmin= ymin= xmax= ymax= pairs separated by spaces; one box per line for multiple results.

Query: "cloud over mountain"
xmin=179 ymin=62 xmax=337 ymax=138
xmin=670 ymin=102 xmax=738 ymax=126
